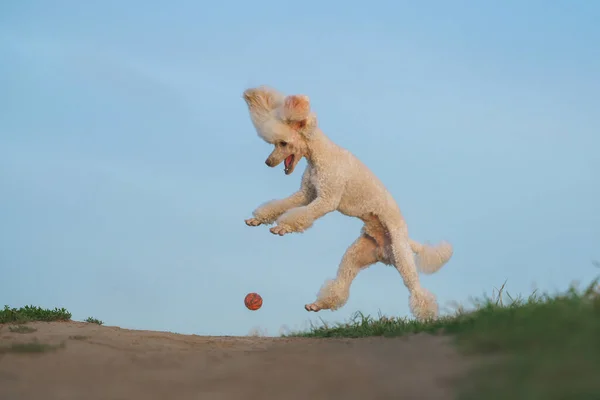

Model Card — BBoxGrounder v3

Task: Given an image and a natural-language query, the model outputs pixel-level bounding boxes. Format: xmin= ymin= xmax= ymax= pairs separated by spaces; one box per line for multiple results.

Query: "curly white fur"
xmin=242 ymin=86 xmax=453 ymax=321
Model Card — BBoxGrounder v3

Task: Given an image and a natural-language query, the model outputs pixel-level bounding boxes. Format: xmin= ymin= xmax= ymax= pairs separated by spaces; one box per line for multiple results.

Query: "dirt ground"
xmin=0 ymin=321 xmax=473 ymax=400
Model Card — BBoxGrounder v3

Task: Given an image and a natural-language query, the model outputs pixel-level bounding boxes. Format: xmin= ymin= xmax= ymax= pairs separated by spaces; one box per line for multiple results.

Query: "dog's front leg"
xmin=245 ymin=191 xmax=309 ymax=227
xmin=270 ymin=196 xmax=338 ymax=236
xmin=246 ymin=168 xmax=313 ymax=227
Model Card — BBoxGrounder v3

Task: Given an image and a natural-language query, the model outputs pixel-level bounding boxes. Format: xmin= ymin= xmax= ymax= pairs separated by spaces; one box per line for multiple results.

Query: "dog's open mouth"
xmin=284 ymin=155 xmax=295 ymax=175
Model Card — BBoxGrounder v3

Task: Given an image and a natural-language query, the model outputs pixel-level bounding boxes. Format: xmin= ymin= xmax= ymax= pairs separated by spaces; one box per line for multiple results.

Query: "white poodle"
xmin=242 ymin=86 xmax=453 ymax=320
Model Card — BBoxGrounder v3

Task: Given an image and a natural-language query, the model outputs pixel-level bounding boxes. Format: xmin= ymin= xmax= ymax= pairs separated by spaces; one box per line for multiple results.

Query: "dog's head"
xmin=243 ymin=86 xmax=317 ymax=175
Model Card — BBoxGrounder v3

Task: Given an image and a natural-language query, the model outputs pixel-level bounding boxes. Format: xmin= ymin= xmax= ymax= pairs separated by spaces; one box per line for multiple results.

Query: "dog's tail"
xmin=409 ymin=238 xmax=453 ymax=274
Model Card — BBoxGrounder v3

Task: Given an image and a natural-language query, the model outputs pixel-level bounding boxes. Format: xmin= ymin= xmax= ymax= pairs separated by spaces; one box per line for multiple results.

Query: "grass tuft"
xmin=0 ymin=305 xmax=71 ymax=324
xmin=288 ymin=276 xmax=600 ymax=399
xmin=84 ymin=317 xmax=104 ymax=325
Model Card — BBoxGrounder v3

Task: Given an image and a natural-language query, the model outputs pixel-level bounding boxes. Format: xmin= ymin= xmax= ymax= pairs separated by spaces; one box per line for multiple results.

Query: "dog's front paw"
xmin=245 ymin=218 xmax=263 ymax=227
xmin=270 ymin=224 xmax=293 ymax=236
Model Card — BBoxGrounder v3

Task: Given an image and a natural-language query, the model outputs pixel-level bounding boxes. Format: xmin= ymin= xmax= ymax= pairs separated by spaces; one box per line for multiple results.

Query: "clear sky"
xmin=1 ymin=1 xmax=598 ymax=336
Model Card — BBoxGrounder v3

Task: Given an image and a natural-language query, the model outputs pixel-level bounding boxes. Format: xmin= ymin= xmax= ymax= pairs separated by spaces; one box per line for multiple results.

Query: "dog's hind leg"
xmin=305 ymin=233 xmax=380 ymax=312
xmin=383 ymin=217 xmax=439 ymax=321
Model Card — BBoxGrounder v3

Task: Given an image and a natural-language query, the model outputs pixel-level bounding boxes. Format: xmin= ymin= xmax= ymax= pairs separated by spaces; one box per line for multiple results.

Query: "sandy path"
xmin=0 ymin=321 xmax=472 ymax=400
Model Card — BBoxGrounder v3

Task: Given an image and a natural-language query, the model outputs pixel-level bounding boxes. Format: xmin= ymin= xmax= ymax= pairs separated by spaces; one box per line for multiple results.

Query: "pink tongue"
xmin=285 ymin=155 xmax=293 ymax=168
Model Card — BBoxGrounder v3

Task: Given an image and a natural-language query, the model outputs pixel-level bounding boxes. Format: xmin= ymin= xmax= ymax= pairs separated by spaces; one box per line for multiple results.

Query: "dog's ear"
xmin=280 ymin=95 xmax=319 ymax=139
xmin=243 ymin=86 xmax=284 ymax=113
xmin=281 ymin=95 xmax=311 ymax=121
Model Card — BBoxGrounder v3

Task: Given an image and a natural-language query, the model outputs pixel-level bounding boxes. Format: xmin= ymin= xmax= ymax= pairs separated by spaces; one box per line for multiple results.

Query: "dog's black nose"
xmin=265 ymin=159 xmax=272 ymax=167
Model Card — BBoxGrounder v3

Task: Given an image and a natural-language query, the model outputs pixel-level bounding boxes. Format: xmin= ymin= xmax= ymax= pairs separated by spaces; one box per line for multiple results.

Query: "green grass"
xmin=289 ymin=277 xmax=600 ymax=400
xmin=0 ymin=306 xmax=105 ymax=326
xmin=84 ymin=317 xmax=104 ymax=325
xmin=0 ymin=305 xmax=72 ymax=324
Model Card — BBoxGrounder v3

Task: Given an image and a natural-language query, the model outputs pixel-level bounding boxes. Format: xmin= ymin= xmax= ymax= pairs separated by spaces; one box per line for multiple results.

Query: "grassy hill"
xmin=3 ymin=273 xmax=599 ymax=399
xmin=289 ymin=276 xmax=600 ymax=400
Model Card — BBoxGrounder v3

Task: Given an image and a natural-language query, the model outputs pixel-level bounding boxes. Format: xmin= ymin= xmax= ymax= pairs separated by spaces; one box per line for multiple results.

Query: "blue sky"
xmin=1 ymin=1 xmax=598 ymax=336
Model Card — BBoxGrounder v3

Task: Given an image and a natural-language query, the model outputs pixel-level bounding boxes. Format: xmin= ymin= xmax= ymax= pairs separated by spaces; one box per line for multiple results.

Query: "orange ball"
xmin=244 ymin=292 xmax=263 ymax=311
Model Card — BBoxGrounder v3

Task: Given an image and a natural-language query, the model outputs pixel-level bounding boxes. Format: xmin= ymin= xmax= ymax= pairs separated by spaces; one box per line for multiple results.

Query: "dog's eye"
xmin=279 ymin=141 xmax=288 ymax=147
